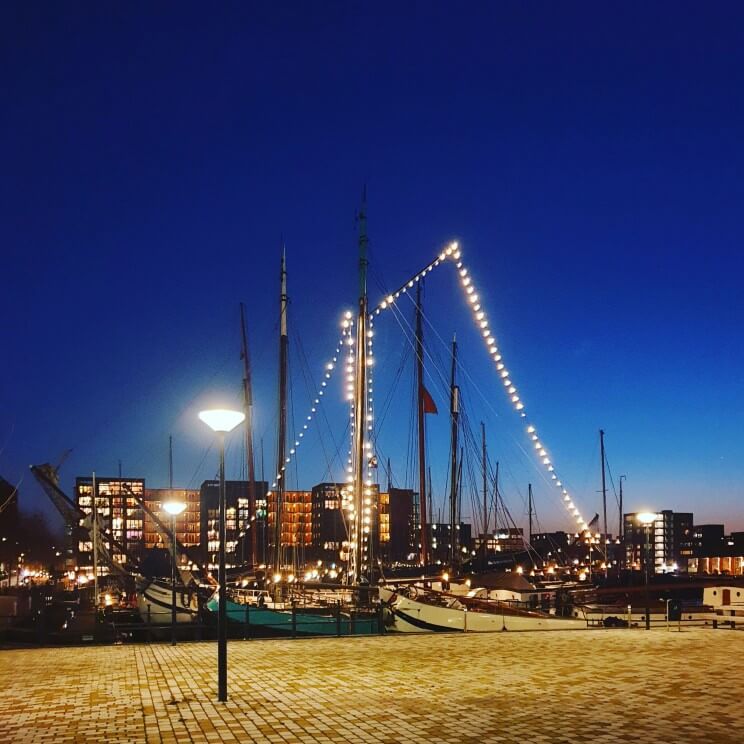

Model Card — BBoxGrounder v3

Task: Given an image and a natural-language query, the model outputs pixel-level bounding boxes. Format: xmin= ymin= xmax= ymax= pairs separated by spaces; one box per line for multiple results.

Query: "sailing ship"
xmin=380 ymin=584 xmax=586 ymax=632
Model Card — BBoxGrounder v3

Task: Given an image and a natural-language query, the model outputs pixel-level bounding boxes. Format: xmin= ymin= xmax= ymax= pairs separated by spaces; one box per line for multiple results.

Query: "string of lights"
xmin=369 ymin=241 xmax=591 ymax=536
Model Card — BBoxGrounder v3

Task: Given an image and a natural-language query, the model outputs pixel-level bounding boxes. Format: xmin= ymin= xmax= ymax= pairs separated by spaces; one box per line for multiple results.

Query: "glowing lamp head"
xmin=163 ymin=500 xmax=187 ymax=516
xmin=637 ymin=512 xmax=658 ymax=526
xmin=198 ymin=409 xmax=245 ymax=433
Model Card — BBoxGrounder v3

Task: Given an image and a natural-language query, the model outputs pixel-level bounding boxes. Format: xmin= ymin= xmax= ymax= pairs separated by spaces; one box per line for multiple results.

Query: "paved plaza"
xmin=0 ymin=628 xmax=741 ymax=743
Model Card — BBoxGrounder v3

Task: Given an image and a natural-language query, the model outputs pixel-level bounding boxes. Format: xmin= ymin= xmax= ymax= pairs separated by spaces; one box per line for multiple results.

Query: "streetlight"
xmin=198 ymin=408 xmax=245 ymax=703
xmin=163 ymin=498 xmax=187 ymax=646
xmin=637 ymin=512 xmax=658 ymax=630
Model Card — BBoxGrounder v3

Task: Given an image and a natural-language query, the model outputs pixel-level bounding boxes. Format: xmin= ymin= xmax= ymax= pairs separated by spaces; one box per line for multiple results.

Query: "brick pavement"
xmin=0 ymin=628 xmax=741 ymax=743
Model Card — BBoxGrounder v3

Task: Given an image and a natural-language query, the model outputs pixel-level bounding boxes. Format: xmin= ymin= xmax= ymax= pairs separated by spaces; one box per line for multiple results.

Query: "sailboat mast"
xmin=494 ymin=461 xmax=499 ymax=532
xmin=449 ymin=336 xmax=459 ymax=568
xmin=415 ymin=281 xmax=428 ymax=568
xmin=600 ymin=428 xmax=607 ymax=575
xmin=92 ymin=470 xmax=98 ymax=606
xmin=240 ymin=302 xmax=258 ymax=566
xmin=528 ymin=483 xmax=533 ymax=546
xmin=352 ymin=193 xmax=369 ymax=583
xmin=273 ymin=249 xmax=289 ymax=575
xmin=481 ymin=422 xmax=487 ymax=536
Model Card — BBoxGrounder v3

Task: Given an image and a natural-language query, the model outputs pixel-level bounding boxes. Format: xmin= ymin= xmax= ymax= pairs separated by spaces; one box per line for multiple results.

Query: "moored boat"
xmin=381 ymin=585 xmax=587 ymax=632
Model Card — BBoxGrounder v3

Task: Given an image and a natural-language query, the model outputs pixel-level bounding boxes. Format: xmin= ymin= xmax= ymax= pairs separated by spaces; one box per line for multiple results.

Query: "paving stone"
xmin=0 ymin=629 xmax=741 ymax=742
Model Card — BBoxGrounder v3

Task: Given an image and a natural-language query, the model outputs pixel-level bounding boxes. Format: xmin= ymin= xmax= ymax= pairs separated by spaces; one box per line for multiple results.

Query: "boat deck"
xmin=1 ymin=627 xmax=742 ymax=742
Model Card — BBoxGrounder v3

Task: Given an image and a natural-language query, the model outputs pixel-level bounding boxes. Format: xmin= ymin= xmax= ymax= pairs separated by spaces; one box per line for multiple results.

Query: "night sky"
xmin=2 ymin=2 xmax=744 ymax=534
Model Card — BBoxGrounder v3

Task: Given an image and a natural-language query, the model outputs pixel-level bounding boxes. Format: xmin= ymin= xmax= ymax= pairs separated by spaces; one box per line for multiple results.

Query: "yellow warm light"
xmin=163 ymin=501 xmax=187 ymax=516
xmin=637 ymin=512 xmax=658 ymax=526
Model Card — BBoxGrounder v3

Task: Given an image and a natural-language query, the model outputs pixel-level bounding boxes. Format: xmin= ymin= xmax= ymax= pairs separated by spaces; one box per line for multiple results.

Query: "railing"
xmin=0 ymin=602 xmax=387 ymax=647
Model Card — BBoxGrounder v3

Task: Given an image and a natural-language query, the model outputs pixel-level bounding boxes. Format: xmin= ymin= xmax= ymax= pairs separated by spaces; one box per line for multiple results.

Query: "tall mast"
xmin=494 ymin=461 xmax=499 ymax=532
xmin=92 ymin=471 xmax=98 ymax=606
xmin=448 ymin=336 xmax=459 ymax=568
xmin=240 ymin=302 xmax=258 ymax=566
xmin=415 ymin=281 xmax=428 ymax=568
xmin=600 ymin=428 xmax=607 ymax=575
xmin=352 ymin=191 xmax=370 ymax=583
xmin=273 ymin=248 xmax=289 ymax=575
xmin=481 ymin=422 xmax=487 ymax=536
xmin=528 ymin=483 xmax=533 ymax=546
xmin=619 ymin=475 xmax=625 ymax=542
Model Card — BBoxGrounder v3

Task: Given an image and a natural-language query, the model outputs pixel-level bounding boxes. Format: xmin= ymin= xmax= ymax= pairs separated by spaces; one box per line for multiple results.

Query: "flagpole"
xmin=415 ymin=281 xmax=428 ymax=568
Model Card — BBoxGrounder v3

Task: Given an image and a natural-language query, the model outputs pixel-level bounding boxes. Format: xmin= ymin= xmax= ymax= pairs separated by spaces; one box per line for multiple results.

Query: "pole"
xmin=481 ymin=422 xmax=487 ymax=537
xmin=218 ymin=432 xmax=228 ymax=701
xmin=600 ymin=429 xmax=607 ymax=577
xmin=415 ymin=281 xmax=428 ymax=568
xmin=352 ymin=192 xmax=369 ymax=583
xmin=528 ymin=483 xmax=533 ymax=546
xmin=273 ymin=249 xmax=289 ymax=576
xmin=449 ymin=337 xmax=459 ymax=568
xmin=171 ymin=511 xmax=177 ymax=645
xmin=240 ymin=303 xmax=258 ymax=566
xmin=92 ymin=471 xmax=98 ymax=609
xmin=644 ymin=523 xmax=651 ymax=631
xmin=493 ymin=461 xmax=499 ymax=532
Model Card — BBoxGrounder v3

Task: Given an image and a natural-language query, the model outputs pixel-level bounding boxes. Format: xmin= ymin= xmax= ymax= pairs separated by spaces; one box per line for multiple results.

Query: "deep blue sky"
xmin=2 ymin=2 xmax=744 ymax=534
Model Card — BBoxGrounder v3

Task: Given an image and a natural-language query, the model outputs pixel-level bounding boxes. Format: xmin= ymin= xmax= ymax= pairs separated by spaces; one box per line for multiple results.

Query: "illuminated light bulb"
xmin=512 ymin=395 xmax=520 ymax=403
xmin=568 ymin=502 xmax=575 ymax=510
xmin=494 ymin=354 xmax=502 ymax=361
xmin=534 ymin=442 xmax=542 ymax=449
xmin=468 ymin=294 xmax=478 ymax=304
xmin=299 ymin=432 xmax=304 ymax=438
xmin=556 ymin=481 xmax=562 ymax=487
xmin=527 ymin=425 xmax=535 ymax=433
xmin=408 ymin=280 xmax=414 ymax=288
xmin=539 ymin=448 xmax=547 ymax=456
xmin=547 ymin=464 xmax=554 ymax=470
xmin=508 ymin=386 xmax=516 ymax=394
xmin=479 ymin=321 xmax=488 ymax=329
xmin=516 ymin=403 xmax=524 ymax=410
xmin=503 ymin=379 xmax=511 ymax=387
xmin=551 ymin=474 xmax=557 ymax=480
xmin=531 ymin=435 xmax=538 ymax=441
xmin=381 ymin=301 xmax=387 ymax=309
xmin=462 ymin=277 xmax=471 ymax=287
xmin=439 ymin=252 xmax=446 ymax=261
xmin=453 ymin=251 xmax=461 ymax=259
xmin=500 ymin=370 xmax=509 ymax=378
xmin=487 ymin=337 xmax=495 ymax=346
xmin=466 ymin=285 xmax=474 ymax=295
xmin=386 ymin=295 xmax=394 ymax=304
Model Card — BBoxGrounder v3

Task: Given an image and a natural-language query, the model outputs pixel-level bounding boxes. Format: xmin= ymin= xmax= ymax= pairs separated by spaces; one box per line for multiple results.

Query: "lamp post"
xmin=198 ymin=408 xmax=245 ymax=703
xmin=163 ymin=499 xmax=187 ymax=646
xmin=637 ymin=512 xmax=657 ymax=631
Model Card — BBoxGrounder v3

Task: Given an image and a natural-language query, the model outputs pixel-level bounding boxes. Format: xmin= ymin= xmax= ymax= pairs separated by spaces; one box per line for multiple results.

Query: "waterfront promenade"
xmin=0 ymin=628 xmax=741 ymax=743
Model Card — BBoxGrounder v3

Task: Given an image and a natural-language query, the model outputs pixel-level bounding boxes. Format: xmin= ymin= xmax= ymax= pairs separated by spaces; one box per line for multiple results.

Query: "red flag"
xmin=422 ymin=386 xmax=438 ymax=414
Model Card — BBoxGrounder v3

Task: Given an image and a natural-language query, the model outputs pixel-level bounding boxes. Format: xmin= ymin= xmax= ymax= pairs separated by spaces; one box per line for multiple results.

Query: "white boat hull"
xmin=384 ymin=590 xmax=587 ymax=633
xmin=136 ymin=577 xmax=200 ymax=625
